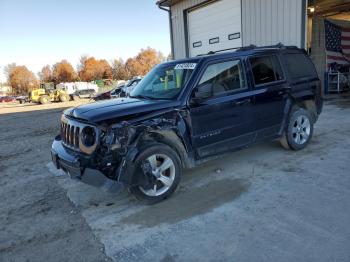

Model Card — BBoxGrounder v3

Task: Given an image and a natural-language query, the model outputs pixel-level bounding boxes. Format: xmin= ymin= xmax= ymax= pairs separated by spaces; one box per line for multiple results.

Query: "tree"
xmin=8 ymin=66 xmax=39 ymax=94
xmin=78 ymin=57 xmax=98 ymax=81
xmin=112 ymin=58 xmax=130 ymax=80
xmin=166 ymin=53 xmax=173 ymax=61
xmin=52 ymin=60 xmax=77 ymax=83
xmin=38 ymin=65 xmax=53 ymax=82
xmin=125 ymin=47 xmax=165 ymax=77
xmin=78 ymin=57 xmax=112 ymax=81
xmin=77 ymin=55 xmax=88 ymax=72
xmin=98 ymin=59 xmax=112 ymax=79
xmin=4 ymin=63 xmax=17 ymax=81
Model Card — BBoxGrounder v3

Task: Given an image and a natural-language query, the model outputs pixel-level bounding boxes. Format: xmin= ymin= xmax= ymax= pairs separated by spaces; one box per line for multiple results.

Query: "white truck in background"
xmin=56 ymin=82 xmax=99 ymax=100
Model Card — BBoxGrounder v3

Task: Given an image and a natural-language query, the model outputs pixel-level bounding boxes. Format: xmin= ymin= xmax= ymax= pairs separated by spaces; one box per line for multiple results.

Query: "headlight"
xmin=105 ymin=130 xmax=121 ymax=150
xmin=81 ymin=126 xmax=96 ymax=147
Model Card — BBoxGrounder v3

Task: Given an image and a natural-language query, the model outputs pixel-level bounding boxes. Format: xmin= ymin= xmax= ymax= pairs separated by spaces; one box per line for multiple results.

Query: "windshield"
xmin=130 ymin=62 xmax=196 ymax=100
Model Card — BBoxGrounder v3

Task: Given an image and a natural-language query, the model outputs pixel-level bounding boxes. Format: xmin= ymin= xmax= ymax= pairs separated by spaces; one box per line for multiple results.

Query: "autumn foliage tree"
xmin=8 ymin=65 xmax=39 ymax=94
xmin=4 ymin=47 xmax=165 ymax=92
xmin=52 ymin=60 xmax=77 ymax=83
xmin=125 ymin=47 xmax=165 ymax=77
xmin=98 ymin=59 xmax=113 ymax=79
xmin=78 ymin=57 xmax=112 ymax=81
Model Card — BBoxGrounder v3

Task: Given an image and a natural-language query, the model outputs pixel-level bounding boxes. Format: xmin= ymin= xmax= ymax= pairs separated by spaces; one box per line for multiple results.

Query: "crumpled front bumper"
xmin=51 ymin=136 xmax=120 ymax=189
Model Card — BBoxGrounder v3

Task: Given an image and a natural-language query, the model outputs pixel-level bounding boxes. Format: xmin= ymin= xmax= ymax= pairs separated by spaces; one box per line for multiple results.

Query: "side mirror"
xmin=191 ymin=83 xmax=213 ymax=104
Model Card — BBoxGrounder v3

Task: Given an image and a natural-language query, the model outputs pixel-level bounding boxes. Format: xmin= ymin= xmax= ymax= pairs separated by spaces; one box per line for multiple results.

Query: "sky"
xmin=0 ymin=0 xmax=171 ymax=82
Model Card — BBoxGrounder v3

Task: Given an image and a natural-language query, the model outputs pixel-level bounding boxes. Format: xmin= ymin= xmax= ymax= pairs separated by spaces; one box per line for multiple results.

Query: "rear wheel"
xmin=72 ymin=95 xmax=80 ymax=101
xmin=39 ymin=95 xmax=50 ymax=104
xmin=59 ymin=94 xmax=69 ymax=102
xmin=280 ymin=106 xmax=314 ymax=150
xmin=129 ymin=144 xmax=182 ymax=204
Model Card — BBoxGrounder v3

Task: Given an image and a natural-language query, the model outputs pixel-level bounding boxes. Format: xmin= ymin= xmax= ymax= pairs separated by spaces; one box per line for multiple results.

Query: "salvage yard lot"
xmin=1 ymin=97 xmax=350 ymax=262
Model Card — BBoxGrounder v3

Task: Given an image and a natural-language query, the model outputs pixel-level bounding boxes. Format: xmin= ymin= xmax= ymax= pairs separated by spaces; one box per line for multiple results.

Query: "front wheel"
xmin=39 ymin=95 xmax=50 ymax=104
xmin=129 ymin=144 xmax=182 ymax=204
xmin=280 ymin=107 xmax=314 ymax=150
xmin=59 ymin=94 xmax=69 ymax=102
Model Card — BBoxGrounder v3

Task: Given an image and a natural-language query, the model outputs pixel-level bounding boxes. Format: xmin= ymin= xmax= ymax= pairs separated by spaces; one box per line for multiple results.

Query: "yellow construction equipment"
xmin=29 ymin=83 xmax=70 ymax=104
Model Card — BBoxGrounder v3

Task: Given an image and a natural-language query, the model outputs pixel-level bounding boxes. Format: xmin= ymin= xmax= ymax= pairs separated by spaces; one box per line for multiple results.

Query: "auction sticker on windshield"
xmin=174 ymin=63 xmax=197 ymax=70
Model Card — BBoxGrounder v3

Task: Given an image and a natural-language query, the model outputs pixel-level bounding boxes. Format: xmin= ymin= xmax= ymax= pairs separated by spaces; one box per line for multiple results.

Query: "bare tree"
xmin=112 ymin=58 xmax=130 ymax=80
xmin=38 ymin=65 xmax=53 ymax=82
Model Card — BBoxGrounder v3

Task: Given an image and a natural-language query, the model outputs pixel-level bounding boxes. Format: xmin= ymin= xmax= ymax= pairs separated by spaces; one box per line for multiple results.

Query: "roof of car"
xmin=166 ymin=44 xmax=304 ymax=66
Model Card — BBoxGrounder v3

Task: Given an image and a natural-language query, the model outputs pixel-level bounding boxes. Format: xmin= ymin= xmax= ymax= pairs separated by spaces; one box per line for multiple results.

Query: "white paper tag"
xmin=174 ymin=63 xmax=197 ymax=70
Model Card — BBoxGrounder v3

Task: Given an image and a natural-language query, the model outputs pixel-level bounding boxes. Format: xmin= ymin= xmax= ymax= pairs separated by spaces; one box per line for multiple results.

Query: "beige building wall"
xmin=170 ymin=0 xmax=306 ymax=59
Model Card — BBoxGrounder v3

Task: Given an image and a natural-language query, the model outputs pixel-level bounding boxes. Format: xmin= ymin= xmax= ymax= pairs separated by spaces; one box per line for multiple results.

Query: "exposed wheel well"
xmin=136 ymin=130 xmax=191 ymax=169
xmin=294 ymin=98 xmax=317 ymax=122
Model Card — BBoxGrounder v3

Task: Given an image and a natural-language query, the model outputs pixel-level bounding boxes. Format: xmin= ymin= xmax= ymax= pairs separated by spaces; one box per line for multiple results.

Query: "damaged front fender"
xmin=107 ymin=109 xmax=194 ymax=187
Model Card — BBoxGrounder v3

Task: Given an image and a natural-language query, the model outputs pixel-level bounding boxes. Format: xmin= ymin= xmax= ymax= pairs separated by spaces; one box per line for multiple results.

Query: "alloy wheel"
xmin=292 ymin=115 xmax=311 ymax=145
xmin=139 ymin=154 xmax=176 ymax=197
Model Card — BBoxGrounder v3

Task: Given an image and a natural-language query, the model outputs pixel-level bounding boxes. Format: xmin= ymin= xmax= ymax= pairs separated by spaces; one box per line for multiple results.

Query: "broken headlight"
xmin=81 ymin=126 xmax=96 ymax=147
xmin=104 ymin=130 xmax=121 ymax=150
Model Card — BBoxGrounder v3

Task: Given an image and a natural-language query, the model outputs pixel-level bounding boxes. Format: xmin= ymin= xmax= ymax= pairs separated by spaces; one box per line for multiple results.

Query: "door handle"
xmin=235 ymin=99 xmax=250 ymax=106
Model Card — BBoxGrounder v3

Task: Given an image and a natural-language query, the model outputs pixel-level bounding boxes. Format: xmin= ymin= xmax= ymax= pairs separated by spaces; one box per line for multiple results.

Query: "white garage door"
xmin=188 ymin=0 xmax=242 ymax=57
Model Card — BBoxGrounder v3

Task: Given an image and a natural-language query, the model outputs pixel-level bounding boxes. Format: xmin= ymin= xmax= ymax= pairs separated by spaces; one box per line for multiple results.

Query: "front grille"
xmin=60 ymin=115 xmax=99 ymax=155
xmin=61 ymin=122 xmax=80 ymax=149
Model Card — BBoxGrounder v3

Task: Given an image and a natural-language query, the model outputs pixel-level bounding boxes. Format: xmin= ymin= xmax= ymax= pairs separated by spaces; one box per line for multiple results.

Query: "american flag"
xmin=324 ymin=20 xmax=350 ymax=69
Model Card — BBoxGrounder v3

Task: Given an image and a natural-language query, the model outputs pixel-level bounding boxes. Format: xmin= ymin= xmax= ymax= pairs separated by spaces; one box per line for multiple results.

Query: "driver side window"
xmin=197 ymin=60 xmax=246 ymax=98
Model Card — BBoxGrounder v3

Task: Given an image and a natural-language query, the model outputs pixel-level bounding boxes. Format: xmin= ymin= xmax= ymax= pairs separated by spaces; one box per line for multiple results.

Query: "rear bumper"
xmin=51 ymin=136 xmax=118 ymax=188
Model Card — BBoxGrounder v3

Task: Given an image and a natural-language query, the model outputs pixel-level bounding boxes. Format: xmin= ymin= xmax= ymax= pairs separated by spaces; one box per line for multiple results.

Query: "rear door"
xmin=188 ymin=58 xmax=255 ymax=158
xmin=281 ymin=51 xmax=322 ymax=114
xmin=248 ymin=54 xmax=289 ymax=140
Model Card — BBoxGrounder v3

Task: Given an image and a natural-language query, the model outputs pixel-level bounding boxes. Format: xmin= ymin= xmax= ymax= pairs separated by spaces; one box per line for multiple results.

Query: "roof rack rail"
xmin=238 ymin=42 xmax=298 ymax=51
xmin=196 ymin=43 xmax=298 ymax=57
xmin=196 ymin=47 xmax=241 ymax=57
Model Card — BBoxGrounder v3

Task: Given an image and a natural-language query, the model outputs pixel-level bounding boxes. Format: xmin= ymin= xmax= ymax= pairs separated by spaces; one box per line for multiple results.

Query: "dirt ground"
xmin=1 ymin=96 xmax=350 ymax=262
xmin=0 ymin=101 xmax=111 ymax=262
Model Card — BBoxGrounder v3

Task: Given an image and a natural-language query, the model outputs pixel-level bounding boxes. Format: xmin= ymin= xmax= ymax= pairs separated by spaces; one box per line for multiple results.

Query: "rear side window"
xmin=283 ymin=53 xmax=317 ymax=79
xmin=249 ymin=55 xmax=284 ymax=85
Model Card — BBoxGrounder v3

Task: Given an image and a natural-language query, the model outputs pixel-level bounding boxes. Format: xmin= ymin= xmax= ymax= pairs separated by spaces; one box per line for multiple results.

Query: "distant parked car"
xmin=93 ymin=84 xmax=125 ymax=101
xmin=120 ymin=77 xmax=143 ymax=97
xmin=16 ymin=95 xmax=30 ymax=104
xmin=93 ymin=78 xmax=143 ymax=101
xmin=56 ymin=82 xmax=99 ymax=97
xmin=0 ymin=96 xmax=16 ymax=103
xmin=71 ymin=89 xmax=96 ymax=101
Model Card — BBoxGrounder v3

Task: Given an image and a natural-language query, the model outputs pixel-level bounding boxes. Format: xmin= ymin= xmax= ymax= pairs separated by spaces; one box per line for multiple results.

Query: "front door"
xmin=188 ymin=59 xmax=254 ymax=159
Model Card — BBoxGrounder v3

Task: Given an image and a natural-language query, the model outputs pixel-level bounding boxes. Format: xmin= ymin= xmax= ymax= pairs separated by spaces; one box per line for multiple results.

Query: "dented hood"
xmin=65 ymin=97 xmax=180 ymax=123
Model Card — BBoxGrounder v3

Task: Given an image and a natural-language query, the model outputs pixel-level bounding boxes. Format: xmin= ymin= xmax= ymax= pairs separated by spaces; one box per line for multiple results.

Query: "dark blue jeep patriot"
xmin=51 ymin=44 xmax=323 ymax=203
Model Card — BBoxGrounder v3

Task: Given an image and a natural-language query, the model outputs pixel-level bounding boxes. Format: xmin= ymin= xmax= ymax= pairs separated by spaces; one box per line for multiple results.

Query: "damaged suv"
xmin=51 ymin=44 xmax=323 ymax=203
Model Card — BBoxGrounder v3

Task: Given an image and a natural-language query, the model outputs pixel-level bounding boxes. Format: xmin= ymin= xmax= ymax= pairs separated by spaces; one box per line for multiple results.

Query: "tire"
xmin=72 ymin=95 xmax=80 ymax=101
xmin=280 ymin=106 xmax=314 ymax=150
xmin=129 ymin=143 xmax=182 ymax=204
xmin=39 ymin=95 xmax=50 ymax=104
xmin=59 ymin=94 xmax=68 ymax=102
